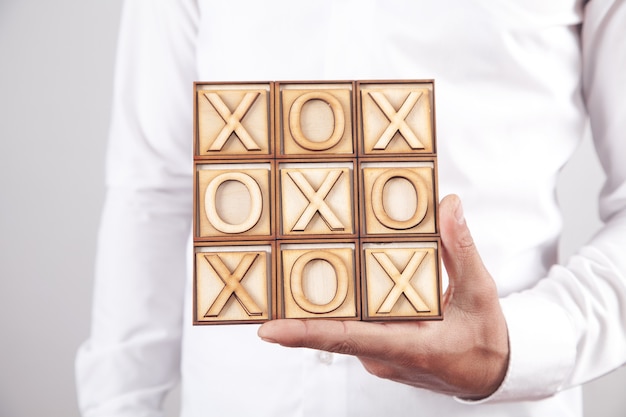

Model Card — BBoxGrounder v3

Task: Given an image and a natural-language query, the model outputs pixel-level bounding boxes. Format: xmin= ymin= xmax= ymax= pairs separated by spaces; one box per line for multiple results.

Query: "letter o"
xmin=290 ymin=250 xmax=349 ymax=314
xmin=204 ymin=172 xmax=263 ymax=234
xmin=288 ymin=92 xmax=345 ymax=151
xmin=371 ymin=168 xmax=429 ymax=230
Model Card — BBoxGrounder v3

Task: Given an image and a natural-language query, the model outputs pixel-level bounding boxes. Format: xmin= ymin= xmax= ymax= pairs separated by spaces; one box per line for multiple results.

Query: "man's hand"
xmin=257 ymin=194 xmax=509 ymax=400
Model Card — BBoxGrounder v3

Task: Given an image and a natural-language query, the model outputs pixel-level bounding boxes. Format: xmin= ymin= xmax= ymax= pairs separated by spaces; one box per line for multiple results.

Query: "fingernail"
xmin=257 ymin=325 xmax=277 ymax=343
xmin=455 ymin=199 xmax=466 ymax=225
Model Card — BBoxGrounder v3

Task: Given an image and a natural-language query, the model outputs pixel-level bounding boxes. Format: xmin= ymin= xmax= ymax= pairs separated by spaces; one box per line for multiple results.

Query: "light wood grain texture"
xmin=193 ymin=80 xmax=441 ymax=324
xmin=195 ymin=247 xmax=272 ymax=323
xmin=279 ymin=84 xmax=354 ymax=155
xmin=360 ymin=83 xmax=434 ymax=155
xmin=197 ymin=164 xmax=272 ymax=238
xmin=279 ymin=163 xmax=355 ymax=236
xmin=362 ymin=242 xmax=441 ymax=320
xmin=197 ymin=84 xmax=271 ymax=156
xmin=280 ymin=244 xmax=358 ymax=319
xmin=361 ymin=162 xmax=436 ymax=235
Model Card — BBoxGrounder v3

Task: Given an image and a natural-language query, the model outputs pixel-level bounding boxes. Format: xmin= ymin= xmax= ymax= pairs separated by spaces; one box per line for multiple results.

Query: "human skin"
xmin=258 ymin=194 xmax=510 ymax=400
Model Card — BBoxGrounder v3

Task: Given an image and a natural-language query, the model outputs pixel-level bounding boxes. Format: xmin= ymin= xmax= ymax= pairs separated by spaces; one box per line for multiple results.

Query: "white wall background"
xmin=0 ymin=1 xmax=624 ymax=416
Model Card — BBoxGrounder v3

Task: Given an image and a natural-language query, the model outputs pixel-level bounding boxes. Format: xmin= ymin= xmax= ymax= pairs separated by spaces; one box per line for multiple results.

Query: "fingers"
xmin=439 ymin=195 xmax=495 ymax=311
xmin=258 ymin=319 xmax=374 ymax=355
xmin=439 ymin=194 xmax=482 ymax=278
xmin=257 ymin=319 xmax=420 ymax=358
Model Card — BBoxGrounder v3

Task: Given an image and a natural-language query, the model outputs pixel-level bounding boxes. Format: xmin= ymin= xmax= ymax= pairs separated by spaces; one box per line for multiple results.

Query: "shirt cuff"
xmin=457 ymin=292 xmax=577 ymax=404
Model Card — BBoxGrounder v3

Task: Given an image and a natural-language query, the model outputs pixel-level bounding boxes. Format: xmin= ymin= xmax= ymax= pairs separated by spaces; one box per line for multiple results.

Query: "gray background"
xmin=0 ymin=1 xmax=624 ymax=416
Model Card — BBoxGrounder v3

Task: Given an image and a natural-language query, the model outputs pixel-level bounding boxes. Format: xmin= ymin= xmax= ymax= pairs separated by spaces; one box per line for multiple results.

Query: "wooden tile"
xmin=359 ymin=81 xmax=434 ymax=156
xmin=279 ymin=242 xmax=359 ymax=319
xmin=362 ymin=241 xmax=441 ymax=320
xmin=195 ymin=245 xmax=273 ymax=324
xmin=278 ymin=83 xmax=355 ymax=156
xmin=196 ymin=163 xmax=272 ymax=239
xmin=361 ymin=161 xmax=437 ymax=235
xmin=196 ymin=83 xmax=271 ymax=157
xmin=279 ymin=162 xmax=356 ymax=237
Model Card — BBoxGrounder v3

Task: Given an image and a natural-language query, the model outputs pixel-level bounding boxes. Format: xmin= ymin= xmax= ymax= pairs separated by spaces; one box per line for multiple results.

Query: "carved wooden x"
xmin=203 ymin=91 xmax=261 ymax=151
xmin=203 ymin=253 xmax=263 ymax=317
xmin=287 ymin=170 xmax=345 ymax=232
xmin=372 ymin=250 xmax=430 ymax=313
xmin=368 ymin=91 xmax=425 ymax=150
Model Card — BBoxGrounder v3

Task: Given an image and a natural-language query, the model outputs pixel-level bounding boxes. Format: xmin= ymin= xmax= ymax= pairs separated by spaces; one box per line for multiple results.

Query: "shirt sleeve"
xmin=480 ymin=0 xmax=626 ymax=402
xmin=75 ymin=1 xmax=199 ymax=416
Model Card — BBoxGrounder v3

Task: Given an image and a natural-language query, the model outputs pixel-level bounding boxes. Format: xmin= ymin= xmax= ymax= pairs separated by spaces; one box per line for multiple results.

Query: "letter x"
xmin=287 ymin=170 xmax=345 ymax=232
xmin=203 ymin=91 xmax=261 ymax=151
xmin=368 ymin=91 xmax=425 ymax=150
xmin=372 ymin=251 xmax=430 ymax=314
xmin=203 ymin=253 xmax=263 ymax=317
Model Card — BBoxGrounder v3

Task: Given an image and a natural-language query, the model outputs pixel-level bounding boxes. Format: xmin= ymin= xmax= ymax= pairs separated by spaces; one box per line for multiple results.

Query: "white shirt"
xmin=76 ymin=1 xmax=626 ymax=416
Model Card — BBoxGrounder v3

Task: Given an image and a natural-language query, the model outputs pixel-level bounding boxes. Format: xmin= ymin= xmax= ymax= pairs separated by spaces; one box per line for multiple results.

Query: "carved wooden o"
xmin=289 ymin=92 xmax=346 ymax=151
xmin=204 ymin=172 xmax=264 ymax=234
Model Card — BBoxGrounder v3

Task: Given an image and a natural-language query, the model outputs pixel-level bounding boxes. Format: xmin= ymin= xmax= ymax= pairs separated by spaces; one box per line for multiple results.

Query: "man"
xmin=76 ymin=1 xmax=626 ymax=416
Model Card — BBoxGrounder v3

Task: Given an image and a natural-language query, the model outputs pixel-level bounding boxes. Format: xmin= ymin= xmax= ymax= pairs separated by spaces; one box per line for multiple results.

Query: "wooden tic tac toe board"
xmin=193 ymin=80 xmax=442 ymax=324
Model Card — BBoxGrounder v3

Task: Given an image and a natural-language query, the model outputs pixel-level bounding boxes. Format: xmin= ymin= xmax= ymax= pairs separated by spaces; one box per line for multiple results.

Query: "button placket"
xmin=317 ymin=350 xmax=334 ymax=365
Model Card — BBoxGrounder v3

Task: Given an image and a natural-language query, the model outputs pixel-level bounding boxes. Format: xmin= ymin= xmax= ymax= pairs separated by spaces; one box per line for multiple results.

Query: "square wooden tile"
xmin=196 ymin=83 xmax=272 ymax=157
xmin=361 ymin=160 xmax=437 ymax=235
xmin=196 ymin=163 xmax=272 ymax=239
xmin=362 ymin=240 xmax=441 ymax=320
xmin=279 ymin=242 xmax=359 ymax=319
xmin=279 ymin=162 xmax=356 ymax=237
xmin=278 ymin=82 xmax=355 ymax=156
xmin=195 ymin=245 xmax=274 ymax=324
xmin=359 ymin=81 xmax=434 ymax=156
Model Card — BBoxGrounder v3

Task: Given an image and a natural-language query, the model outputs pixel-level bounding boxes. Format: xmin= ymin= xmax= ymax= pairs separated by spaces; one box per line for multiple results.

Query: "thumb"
xmin=439 ymin=195 xmax=496 ymax=312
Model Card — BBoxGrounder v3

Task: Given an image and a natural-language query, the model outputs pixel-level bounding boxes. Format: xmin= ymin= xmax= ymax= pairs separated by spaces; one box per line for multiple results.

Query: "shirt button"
xmin=317 ymin=351 xmax=334 ymax=365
